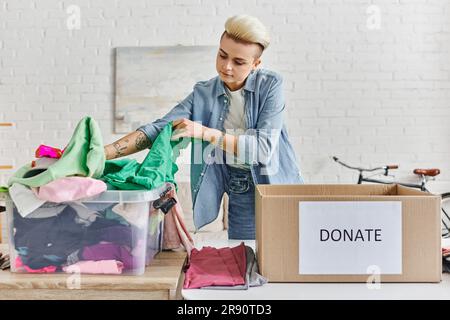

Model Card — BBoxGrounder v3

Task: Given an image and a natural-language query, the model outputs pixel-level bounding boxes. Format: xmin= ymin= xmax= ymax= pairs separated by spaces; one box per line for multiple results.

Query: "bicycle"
xmin=332 ymin=156 xmax=450 ymax=239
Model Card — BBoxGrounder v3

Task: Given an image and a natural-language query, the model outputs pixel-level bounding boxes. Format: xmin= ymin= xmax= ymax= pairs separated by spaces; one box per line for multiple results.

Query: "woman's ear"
xmin=253 ymin=58 xmax=261 ymax=71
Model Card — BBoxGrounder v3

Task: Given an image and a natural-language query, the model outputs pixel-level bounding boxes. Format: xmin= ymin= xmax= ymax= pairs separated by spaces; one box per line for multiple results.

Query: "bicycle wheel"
xmin=441 ymin=193 xmax=450 ymax=238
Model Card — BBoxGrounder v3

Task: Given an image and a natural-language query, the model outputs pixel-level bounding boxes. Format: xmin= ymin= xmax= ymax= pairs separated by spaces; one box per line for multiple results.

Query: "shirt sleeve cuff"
xmin=136 ymin=123 xmax=158 ymax=145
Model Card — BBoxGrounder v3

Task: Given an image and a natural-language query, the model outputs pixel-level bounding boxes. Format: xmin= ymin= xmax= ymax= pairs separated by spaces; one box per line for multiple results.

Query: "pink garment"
xmin=63 ymin=260 xmax=124 ymax=274
xmin=32 ymin=176 xmax=107 ymax=203
xmin=35 ymin=144 xmax=64 ymax=159
xmin=183 ymin=242 xmax=247 ymax=289
xmin=15 ymin=256 xmax=57 ymax=273
xmin=160 ymin=185 xmax=194 ymax=257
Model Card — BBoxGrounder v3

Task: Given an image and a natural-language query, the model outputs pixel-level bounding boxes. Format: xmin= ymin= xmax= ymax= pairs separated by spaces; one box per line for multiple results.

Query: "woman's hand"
xmin=172 ymin=118 xmax=214 ymax=141
xmin=171 ymin=118 xmax=237 ymax=155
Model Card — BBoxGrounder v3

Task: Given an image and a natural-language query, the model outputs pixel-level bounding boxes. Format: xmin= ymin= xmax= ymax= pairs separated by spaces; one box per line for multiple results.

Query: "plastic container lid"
xmin=78 ymin=183 xmax=172 ymax=203
xmin=1 ymin=182 xmax=173 ymax=203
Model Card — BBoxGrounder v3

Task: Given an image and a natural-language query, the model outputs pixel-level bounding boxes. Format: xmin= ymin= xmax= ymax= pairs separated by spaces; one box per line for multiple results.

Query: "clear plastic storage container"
xmin=6 ymin=183 xmax=169 ymax=275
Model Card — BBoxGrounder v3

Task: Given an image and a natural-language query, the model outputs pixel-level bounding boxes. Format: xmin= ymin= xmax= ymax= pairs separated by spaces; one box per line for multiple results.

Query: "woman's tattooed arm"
xmin=104 ymin=131 xmax=152 ymax=160
xmin=135 ymin=131 xmax=151 ymax=151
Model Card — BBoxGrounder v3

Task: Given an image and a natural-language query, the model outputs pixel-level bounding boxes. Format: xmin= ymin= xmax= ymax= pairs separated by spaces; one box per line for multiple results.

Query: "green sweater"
xmin=8 ymin=116 xmax=105 ymax=187
xmin=101 ymin=122 xmax=189 ymax=190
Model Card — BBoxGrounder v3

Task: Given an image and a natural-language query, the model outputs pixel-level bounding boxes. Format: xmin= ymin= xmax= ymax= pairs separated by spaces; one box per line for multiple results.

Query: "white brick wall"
xmin=0 ymin=0 xmax=450 ymax=188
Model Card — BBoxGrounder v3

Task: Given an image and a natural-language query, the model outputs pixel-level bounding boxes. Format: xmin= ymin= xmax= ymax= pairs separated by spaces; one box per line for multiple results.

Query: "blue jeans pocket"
xmin=229 ymin=175 xmax=250 ymax=194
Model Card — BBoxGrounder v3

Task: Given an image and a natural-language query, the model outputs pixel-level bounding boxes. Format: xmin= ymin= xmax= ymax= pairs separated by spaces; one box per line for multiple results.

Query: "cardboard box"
xmin=255 ymin=184 xmax=441 ymax=282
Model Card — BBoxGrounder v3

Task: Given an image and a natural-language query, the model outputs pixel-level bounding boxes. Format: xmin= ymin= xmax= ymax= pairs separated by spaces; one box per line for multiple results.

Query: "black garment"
xmin=14 ymin=206 xmax=87 ymax=269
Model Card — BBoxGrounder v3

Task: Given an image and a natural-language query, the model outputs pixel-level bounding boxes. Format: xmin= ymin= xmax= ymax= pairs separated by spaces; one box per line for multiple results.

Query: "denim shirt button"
xmin=200 ymin=172 xmax=204 ymax=176
xmin=219 ymin=117 xmax=223 ymax=121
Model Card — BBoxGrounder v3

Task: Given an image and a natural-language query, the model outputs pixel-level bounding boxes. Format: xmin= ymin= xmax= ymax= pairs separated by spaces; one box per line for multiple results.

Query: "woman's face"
xmin=216 ymin=33 xmax=262 ymax=91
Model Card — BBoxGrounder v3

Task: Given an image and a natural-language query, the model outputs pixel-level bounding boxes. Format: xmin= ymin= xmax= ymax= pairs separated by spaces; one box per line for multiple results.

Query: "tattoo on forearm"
xmin=113 ymin=141 xmax=128 ymax=157
xmin=135 ymin=132 xmax=150 ymax=151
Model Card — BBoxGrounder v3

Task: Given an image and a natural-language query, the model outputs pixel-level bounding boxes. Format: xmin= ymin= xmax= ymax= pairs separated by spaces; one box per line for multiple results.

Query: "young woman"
xmin=104 ymin=15 xmax=304 ymax=240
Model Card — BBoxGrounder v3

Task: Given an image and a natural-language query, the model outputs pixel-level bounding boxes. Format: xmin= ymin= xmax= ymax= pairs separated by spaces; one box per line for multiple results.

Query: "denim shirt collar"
xmin=215 ymin=70 xmax=257 ymax=97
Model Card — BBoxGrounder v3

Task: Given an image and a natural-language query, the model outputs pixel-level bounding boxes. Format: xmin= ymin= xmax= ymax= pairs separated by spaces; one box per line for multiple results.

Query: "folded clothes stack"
xmin=183 ymin=242 xmax=267 ymax=290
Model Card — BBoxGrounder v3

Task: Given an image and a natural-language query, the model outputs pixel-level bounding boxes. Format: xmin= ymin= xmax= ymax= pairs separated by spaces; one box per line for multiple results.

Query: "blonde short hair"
xmin=223 ymin=15 xmax=270 ymax=54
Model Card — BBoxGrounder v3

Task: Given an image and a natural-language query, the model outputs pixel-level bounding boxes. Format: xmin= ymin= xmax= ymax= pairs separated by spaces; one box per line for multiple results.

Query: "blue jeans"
xmin=225 ymin=165 xmax=256 ymax=240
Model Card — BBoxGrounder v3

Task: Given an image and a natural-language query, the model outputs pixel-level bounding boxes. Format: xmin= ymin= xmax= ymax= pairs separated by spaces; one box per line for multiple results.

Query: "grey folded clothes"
xmin=200 ymin=245 xmax=268 ymax=290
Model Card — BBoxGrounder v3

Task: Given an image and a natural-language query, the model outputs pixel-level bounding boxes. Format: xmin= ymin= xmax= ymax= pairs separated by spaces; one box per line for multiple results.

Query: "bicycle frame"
xmin=333 ymin=156 xmax=429 ymax=191
xmin=358 ymin=174 xmax=428 ymax=192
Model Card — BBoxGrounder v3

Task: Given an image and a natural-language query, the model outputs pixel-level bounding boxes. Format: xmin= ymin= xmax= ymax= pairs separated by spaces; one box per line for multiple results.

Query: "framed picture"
xmin=114 ymin=45 xmax=217 ymax=133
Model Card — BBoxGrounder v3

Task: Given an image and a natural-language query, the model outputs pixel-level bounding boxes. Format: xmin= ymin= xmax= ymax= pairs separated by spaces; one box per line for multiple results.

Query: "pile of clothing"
xmin=10 ymin=199 xmax=162 ymax=274
xmin=6 ymin=117 xmax=193 ymax=274
xmin=183 ymin=242 xmax=267 ymax=290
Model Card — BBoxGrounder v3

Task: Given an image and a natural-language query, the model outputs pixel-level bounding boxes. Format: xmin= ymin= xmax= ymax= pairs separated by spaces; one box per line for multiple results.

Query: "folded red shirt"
xmin=183 ymin=242 xmax=247 ymax=289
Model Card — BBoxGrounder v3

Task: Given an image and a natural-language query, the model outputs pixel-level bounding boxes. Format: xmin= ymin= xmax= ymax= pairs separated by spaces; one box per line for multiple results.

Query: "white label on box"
xmin=299 ymin=201 xmax=402 ymax=275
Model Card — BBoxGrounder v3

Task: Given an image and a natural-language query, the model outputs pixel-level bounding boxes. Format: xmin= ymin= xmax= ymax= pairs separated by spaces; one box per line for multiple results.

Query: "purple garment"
xmin=79 ymin=243 xmax=134 ymax=270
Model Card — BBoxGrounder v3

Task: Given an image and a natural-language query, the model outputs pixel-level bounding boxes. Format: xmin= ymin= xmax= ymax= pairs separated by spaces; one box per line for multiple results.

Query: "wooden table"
xmin=0 ymin=244 xmax=187 ymax=300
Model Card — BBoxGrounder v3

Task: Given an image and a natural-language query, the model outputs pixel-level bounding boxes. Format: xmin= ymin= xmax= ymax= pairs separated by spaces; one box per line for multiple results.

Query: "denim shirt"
xmin=138 ymin=68 xmax=304 ymax=231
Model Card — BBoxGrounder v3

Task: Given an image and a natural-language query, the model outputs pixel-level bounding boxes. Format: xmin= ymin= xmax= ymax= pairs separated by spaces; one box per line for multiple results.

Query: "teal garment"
xmin=101 ymin=122 xmax=189 ymax=190
xmin=8 ymin=116 xmax=105 ymax=188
